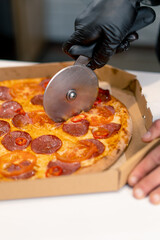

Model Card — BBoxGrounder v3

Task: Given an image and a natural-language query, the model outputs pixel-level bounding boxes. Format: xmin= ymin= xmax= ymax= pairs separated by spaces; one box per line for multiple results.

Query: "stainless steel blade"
xmin=43 ymin=56 xmax=98 ymax=122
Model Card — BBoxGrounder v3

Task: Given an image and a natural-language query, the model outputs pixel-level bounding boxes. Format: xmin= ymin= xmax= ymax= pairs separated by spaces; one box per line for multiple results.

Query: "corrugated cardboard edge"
xmin=0 ymin=170 xmax=119 ymax=200
xmin=0 ymin=62 xmax=65 ymax=80
xmin=125 ymin=79 xmax=153 ymax=129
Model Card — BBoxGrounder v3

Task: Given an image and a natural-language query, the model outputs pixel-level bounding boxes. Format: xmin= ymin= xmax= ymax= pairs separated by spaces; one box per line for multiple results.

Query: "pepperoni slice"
xmin=97 ymin=88 xmax=111 ymax=102
xmin=63 ymin=119 xmax=89 ymax=136
xmin=46 ymin=160 xmax=80 ymax=177
xmin=40 ymin=78 xmax=51 ymax=89
xmin=0 ymin=151 xmax=36 ymax=178
xmin=30 ymin=94 xmax=44 ymax=106
xmin=92 ymin=123 xmax=121 ymax=139
xmin=80 ymin=139 xmax=105 ymax=157
xmin=0 ymin=101 xmax=23 ymax=119
xmin=31 ymin=135 xmax=62 ymax=154
xmin=12 ymin=113 xmax=31 ymax=128
xmin=55 ymin=139 xmax=104 ymax=163
xmin=0 ymin=86 xmax=12 ymax=101
xmin=1 ymin=131 xmax=32 ymax=151
xmin=0 ymin=120 xmax=10 ymax=136
xmin=10 ymin=170 xmax=35 ymax=180
xmin=104 ymin=123 xmax=121 ymax=135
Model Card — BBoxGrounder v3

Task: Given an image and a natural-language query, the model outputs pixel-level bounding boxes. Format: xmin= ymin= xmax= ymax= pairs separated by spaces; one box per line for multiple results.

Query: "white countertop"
xmin=0 ymin=60 xmax=160 ymax=240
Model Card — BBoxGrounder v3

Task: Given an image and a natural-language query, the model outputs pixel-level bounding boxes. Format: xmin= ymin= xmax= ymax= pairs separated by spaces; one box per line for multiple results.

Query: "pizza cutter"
xmin=43 ymin=56 xmax=98 ymax=122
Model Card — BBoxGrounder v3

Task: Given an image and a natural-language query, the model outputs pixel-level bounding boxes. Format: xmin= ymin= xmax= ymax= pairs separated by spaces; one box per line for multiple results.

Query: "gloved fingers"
xmin=62 ymin=28 xmax=99 ymax=59
xmin=88 ymin=31 xmax=137 ymax=69
xmin=116 ymin=41 xmax=130 ymax=54
xmin=68 ymin=32 xmax=138 ymax=59
xmin=68 ymin=43 xmax=96 ymax=59
xmin=86 ymin=39 xmax=112 ymax=70
xmin=116 ymin=32 xmax=139 ymax=53
xmin=128 ymin=6 xmax=156 ymax=34
xmin=126 ymin=32 xmax=139 ymax=42
xmin=62 ymin=32 xmax=84 ymax=59
xmin=141 ymin=0 xmax=160 ymax=6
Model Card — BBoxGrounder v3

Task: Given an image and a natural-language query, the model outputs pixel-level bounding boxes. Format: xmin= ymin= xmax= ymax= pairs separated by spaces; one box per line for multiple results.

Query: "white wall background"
xmin=43 ymin=0 xmax=85 ymax=42
xmin=43 ymin=0 xmax=160 ymax=46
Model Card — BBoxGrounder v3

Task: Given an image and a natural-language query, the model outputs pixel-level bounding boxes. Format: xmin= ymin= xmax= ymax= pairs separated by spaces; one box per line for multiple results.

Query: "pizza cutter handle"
xmin=74 ymin=55 xmax=90 ymax=66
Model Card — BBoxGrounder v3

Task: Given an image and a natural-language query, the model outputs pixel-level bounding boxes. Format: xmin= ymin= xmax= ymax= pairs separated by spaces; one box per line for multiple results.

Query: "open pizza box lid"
xmin=0 ymin=62 xmax=159 ymax=200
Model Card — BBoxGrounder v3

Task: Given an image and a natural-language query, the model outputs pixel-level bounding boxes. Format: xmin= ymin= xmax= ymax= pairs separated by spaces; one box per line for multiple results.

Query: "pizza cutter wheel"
xmin=43 ymin=56 xmax=98 ymax=122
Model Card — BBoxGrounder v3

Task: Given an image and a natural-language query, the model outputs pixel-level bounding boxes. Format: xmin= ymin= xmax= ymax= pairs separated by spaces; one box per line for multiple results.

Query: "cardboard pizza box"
xmin=0 ymin=62 xmax=159 ymax=200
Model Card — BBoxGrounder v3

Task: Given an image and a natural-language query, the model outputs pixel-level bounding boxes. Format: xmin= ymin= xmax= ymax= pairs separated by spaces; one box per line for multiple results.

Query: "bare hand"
xmin=128 ymin=119 xmax=160 ymax=204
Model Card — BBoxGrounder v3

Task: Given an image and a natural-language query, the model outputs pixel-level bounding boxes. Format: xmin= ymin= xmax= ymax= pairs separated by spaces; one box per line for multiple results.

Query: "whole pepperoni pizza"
xmin=0 ymin=77 xmax=132 ymax=180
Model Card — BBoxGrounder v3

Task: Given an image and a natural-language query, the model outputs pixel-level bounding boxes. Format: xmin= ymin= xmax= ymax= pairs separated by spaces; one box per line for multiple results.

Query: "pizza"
xmin=0 ymin=77 xmax=132 ymax=180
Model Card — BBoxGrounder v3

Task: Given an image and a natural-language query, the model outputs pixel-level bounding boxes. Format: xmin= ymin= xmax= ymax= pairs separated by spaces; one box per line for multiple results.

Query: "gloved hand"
xmin=63 ymin=0 xmax=156 ymax=69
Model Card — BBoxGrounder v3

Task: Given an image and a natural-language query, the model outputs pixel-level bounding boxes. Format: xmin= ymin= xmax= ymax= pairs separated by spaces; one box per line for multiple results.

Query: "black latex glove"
xmin=63 ymin=0 xmax=155 ymax=69
xmin=142 ymin=0 xmax=160 ymax=6
xmin=156 ymin=24 xmax=160 ymax=61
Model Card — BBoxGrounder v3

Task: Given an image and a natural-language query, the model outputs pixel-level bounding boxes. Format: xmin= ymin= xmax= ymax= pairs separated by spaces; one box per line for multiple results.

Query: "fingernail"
xmin=151 ymin=194 xmax=160 ymax=204
xmin=134 ymin=188 xmax=145 ymax=199
xmin=129 ymin=176 xmax=138 ymax=185
xmin=142 ymin=131 xmax=151 ymax=140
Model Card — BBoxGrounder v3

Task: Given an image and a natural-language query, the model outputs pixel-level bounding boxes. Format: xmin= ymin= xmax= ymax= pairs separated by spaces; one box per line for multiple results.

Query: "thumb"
xmin=68 ymin=43 xmax=96 ymax=59
xmin=62 ymin=27 xmax=99 ymax=57
xmin=142 ymin=120 xmax=160 ymax=142
xmin=128 ymin=6 xmax=156 ymax=34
